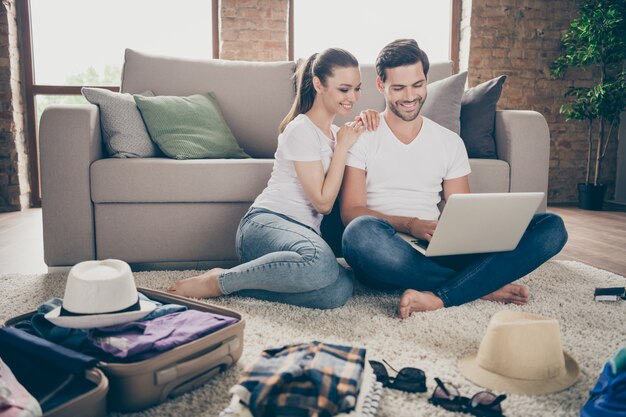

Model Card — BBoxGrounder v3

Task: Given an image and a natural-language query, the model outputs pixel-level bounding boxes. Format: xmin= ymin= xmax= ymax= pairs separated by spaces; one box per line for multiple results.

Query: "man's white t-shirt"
xmin=346 ymin=115 xmax=471 ymax=220
xmin=253 ymin=114 xmax=338 ymax=234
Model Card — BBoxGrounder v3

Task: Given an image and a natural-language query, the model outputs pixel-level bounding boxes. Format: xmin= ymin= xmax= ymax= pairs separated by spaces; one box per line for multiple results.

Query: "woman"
xmin=168 ymin=48 xmax=378 ymax=308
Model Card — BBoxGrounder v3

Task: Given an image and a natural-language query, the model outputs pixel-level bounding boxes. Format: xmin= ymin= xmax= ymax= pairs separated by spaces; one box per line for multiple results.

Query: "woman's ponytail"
xmin=279 ymin=53 xmax=318 ymax=133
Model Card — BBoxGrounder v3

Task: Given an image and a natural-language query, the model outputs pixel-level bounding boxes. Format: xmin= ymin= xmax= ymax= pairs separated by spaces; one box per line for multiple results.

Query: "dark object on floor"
xmin=578 ymin=183 xmax=607 ymax=211
xmin=593 ymin=287 xmax=626 ymax=302
xmin=429 ymin=377 xmax=506 ymax=417
xmin=369 ymin=359 xmax=426 ymax=393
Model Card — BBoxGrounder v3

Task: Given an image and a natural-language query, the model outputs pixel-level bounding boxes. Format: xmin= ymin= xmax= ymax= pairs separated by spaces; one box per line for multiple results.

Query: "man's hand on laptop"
xmin=405 ymin=217 xmax=437 ymax=241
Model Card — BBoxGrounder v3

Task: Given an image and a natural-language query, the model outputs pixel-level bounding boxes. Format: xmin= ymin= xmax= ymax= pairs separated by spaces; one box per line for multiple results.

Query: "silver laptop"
xmin=398 ymin=192 xmax=544 ymax=257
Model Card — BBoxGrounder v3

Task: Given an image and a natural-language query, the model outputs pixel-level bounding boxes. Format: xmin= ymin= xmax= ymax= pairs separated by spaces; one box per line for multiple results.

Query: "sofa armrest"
xmin=39 ymin=104 xmax=103 ymax=266
xmin=494 ymin=110 xmax=550 ymax=212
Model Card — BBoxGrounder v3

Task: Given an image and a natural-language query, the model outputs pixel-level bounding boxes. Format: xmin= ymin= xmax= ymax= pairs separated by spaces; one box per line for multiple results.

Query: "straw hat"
xmin=458 ymin=310 xmax=579 ymax=395
xmin=45 ymin=259 xmax=155 ymax=329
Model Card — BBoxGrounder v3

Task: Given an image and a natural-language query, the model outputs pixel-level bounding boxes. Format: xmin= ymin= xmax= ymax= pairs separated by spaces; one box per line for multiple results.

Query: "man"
xmin=340 ymin=39 xmax=567 ymax=318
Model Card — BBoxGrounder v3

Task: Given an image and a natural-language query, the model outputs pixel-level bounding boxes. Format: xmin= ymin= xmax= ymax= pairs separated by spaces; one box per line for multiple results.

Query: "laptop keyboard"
xmin=410 ymin=238 xmax=430 ymax=249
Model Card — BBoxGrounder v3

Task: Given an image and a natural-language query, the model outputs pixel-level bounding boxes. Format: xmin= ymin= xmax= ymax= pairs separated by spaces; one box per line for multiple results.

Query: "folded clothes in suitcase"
xmin=0 ymin=327 xmax=108 ymax=417
xmin=4 ymin=287 xmax=245 ymax=412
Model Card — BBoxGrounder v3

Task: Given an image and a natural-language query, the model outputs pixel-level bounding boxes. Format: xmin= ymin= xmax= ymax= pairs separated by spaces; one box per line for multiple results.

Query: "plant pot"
xmin=577 ymin=183 xmax=607 ymax=210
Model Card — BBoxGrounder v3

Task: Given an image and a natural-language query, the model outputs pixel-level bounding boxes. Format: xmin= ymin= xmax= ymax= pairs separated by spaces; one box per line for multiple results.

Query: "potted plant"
xmin=551 ymin=0 xmax=626 ymax=210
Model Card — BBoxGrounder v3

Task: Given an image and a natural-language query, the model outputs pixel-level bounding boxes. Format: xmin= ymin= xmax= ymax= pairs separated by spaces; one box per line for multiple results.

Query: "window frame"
xmin=18 ymin=0 xmax=219 ymax=207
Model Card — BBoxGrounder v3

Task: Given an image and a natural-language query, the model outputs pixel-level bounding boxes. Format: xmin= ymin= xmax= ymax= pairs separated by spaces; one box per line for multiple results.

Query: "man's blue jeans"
xmin=218 ymin=208 xmax=353 ymax=309
xmin=341 ymin=213 xmax=567 ymax=307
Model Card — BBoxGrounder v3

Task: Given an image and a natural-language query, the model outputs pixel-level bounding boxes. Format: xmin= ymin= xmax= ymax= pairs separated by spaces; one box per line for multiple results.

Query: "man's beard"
xmin=388 ymin=95 xmax=426 ymax=122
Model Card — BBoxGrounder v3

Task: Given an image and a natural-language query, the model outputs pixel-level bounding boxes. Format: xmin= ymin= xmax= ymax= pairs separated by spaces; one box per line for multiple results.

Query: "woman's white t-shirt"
xmin=346 ymin=116 xmax=471 ymax=220
xmin=252 ymin=114 xmax=338 ymax=234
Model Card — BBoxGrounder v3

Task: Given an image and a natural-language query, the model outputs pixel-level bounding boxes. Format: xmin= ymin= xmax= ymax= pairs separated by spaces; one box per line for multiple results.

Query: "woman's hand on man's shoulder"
xmin=355 ymin=109 xmax=380 ymax=131
xmin=336 ymin=120 xmax=366 ymax=151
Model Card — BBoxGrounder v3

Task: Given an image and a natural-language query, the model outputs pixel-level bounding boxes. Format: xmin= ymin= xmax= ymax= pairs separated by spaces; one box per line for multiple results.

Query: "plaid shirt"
xmin=231 ymin=341 xmax=366 ymax=417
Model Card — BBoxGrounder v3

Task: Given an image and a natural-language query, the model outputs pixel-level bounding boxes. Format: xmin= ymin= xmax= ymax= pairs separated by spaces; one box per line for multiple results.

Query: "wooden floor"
xmin=0 ymin=208 xmax=47 ymax=274
xmin=0 ymin=205 xmax=625 ymax=276
xmin=548 ymin=203 xmax=626 ymax=276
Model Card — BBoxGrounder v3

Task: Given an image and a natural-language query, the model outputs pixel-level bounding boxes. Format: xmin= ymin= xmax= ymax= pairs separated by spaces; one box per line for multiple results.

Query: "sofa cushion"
xmin=421 ymin=71 xmax=468 ymax=135
xmin=121 ymin=49 xmax=295 ymax=158
xmin=90 ymin=158 xmax=274 ymax=203
xmin=134 ymin=93 xmax=250 ymax=159
xmin=460 ymin=75 xmax=507 ymax=159
xmin=90 ymin=158 xmax=509 ymax=204
xmin=95 ymin=203 xmax=249 ymax=263
xmin=81 ymin=87 xmax=160 ymax=158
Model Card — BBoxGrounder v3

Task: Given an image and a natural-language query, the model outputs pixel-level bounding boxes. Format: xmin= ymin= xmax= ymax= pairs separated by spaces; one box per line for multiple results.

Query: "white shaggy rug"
xmin=1 ymin=260 xmax=625 ymax=417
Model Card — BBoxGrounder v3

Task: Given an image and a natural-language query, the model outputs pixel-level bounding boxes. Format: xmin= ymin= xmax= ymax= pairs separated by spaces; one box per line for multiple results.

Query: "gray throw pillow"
xmin=82 ymin=87 xmax=161 ymax=158
xmin=460 ymin=75 xmax=507 ymax=159
xmin=421 ymin=71 xmax=468 ymax=135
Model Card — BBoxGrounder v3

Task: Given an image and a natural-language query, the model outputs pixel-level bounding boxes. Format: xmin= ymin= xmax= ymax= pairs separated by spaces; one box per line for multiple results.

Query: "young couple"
xmin=169 ymin=39 xmax=568 ymax=318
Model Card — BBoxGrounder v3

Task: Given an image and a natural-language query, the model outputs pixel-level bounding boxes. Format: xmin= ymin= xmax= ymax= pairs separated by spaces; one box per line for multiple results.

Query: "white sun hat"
xmin=45 ymin=259 xmax=156 ymax=329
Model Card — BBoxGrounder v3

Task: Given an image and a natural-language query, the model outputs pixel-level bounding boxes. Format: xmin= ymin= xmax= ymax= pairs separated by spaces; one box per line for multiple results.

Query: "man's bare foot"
xmin=398 ymin=289 xmax=444 ymax=319
xmin=481 ymin=283 xmax=529 ymax=305
xmin=167 ymin=268 xmax=225 ymax=298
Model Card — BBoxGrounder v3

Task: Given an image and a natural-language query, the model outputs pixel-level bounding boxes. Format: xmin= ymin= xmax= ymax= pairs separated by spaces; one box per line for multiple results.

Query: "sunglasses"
xmin=429 ymin=377 xmax=506 ymax=417
xmin=369 ymin=359 xmax=427 ymax=393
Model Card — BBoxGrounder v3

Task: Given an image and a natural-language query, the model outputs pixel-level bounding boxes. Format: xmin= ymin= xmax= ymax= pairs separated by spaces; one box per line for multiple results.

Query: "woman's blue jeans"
xmin=341 ymin=213 xmax=568 ymax=307
xmin=218 ymin=208 xmax=353 ymax=309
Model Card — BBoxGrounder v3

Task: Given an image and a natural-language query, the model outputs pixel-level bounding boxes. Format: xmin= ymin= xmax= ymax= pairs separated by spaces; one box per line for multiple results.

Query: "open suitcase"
xmin=3 ymin=287 xmax=245 ymax=414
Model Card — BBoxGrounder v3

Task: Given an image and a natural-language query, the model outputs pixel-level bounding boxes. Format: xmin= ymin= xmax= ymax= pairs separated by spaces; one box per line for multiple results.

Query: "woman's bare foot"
xmin=481 ymin=283 xmax=529 ymax=305
xmin=398 ymin=289 xmax=444 ymax=319
xmin=167 ymin=268 xmax=225 ymax=298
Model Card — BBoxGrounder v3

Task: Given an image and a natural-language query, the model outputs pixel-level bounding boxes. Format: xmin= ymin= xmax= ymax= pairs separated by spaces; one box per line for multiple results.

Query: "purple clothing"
xmin=88 ymin=310 xmax=237 ymax=359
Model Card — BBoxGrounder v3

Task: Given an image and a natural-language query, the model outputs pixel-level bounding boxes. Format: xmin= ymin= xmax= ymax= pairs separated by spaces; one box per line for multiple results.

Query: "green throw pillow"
xmin=134 ymin=93 xmax=250 ymax=159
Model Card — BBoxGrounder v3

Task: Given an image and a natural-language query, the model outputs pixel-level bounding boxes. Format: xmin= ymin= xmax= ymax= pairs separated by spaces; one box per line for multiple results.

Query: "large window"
xmin=20 ymin=0 xmax=217 ymax=206
xmin=31 ymin=0 xmax=214 ymax=86
xmin=294 ymin=0 xmax=454 ymax=64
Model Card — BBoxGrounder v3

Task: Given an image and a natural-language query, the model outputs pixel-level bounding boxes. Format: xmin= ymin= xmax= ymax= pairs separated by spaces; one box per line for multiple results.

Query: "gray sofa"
xmin=39 ymin=49 xmax=550 ymax=268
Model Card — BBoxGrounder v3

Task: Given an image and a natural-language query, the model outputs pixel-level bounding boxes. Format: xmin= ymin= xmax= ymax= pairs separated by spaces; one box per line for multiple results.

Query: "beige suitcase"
xmin=5 ymin=287 xmax=245 ymax=412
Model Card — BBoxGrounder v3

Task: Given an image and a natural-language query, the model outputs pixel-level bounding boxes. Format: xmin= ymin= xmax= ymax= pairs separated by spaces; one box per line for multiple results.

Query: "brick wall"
xmin=220 ymin=0 xmax=289 ymax=61
xmin=461 ymin=0 xmax=617 ymax=202
xmin=0 ymin=0 xmax=28 ymax=212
